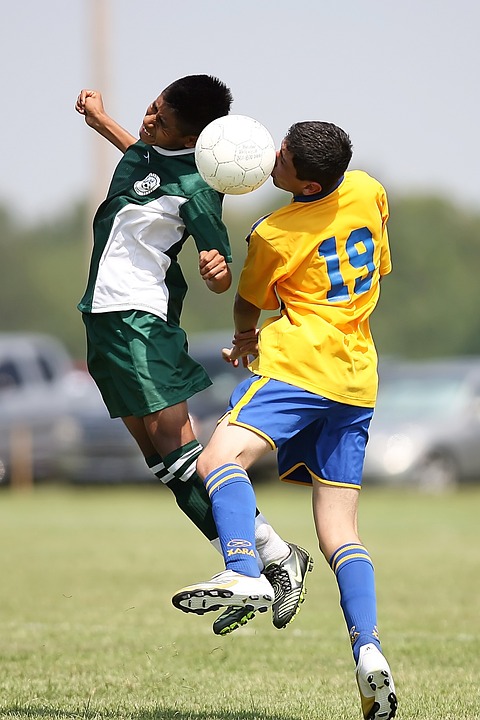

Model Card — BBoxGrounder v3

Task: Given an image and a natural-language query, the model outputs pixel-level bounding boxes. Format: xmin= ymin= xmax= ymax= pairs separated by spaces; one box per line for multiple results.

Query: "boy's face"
xmin=139 ymin=94 xmax=196 ymax=150
xmin=271 ymin=140 xmax=321 ymax=196
xmin=271 ymin=141 xmax=305 ymax=195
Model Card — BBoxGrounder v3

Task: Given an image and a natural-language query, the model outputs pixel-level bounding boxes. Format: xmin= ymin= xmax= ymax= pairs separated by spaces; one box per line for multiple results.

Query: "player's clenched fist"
xmin=75 ymin=89 xmax=106 ymax=129
xmin=199 ymin=249 xmax=231 ymax=293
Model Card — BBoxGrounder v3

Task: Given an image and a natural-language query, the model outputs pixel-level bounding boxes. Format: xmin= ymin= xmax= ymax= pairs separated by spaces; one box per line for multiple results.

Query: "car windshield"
xmin=375 ymin=371 xmax=469 ymax=422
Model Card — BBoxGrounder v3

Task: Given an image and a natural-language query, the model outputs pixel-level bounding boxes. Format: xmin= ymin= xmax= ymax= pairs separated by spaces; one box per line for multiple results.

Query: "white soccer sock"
xmin=254 ymin=513 xmax=290 ymax=568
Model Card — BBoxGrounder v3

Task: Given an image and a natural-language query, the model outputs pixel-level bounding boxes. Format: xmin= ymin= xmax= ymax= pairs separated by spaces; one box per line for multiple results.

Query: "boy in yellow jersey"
xmin=172 ymin=122 xmax=397 ymax=720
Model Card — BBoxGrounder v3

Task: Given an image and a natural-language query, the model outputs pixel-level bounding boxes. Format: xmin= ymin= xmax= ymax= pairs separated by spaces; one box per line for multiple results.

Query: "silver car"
xmin=188 ymin=331 xmax=277 ymax=480
xmin=188 ymin=330 xmax=252 ymax=447
xmin=0 ymin=333 xmax=151 ymax=485
xmin=363 ymin=357 xmax=480 ymax=490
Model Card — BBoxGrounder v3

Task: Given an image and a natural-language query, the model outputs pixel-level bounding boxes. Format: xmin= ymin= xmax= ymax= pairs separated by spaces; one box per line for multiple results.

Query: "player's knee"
xmin=196 ymin=448 xmax=216 ymax=481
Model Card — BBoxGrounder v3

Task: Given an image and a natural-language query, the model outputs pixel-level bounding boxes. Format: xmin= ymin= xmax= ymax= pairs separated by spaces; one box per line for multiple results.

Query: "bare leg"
xmin=122 ymin=401 xmax=195 ymax=458
xmin=311 ymin=482 xmax=360 ymax=560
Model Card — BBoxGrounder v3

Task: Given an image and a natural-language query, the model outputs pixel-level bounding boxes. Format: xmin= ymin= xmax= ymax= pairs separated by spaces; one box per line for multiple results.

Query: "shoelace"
xmin=267 ymin=565 xmax=291 ymax=594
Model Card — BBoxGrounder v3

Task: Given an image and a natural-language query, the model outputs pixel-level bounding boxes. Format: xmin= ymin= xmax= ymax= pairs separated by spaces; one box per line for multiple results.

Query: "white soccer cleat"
xmin=172 ymin=569 xmax=274 ymax=615
xmin=356 ymin=643 xmax=398 ymax=720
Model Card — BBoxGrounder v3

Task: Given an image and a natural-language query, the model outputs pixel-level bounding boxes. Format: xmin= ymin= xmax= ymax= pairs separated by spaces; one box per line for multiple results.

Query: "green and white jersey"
xmin=78 ymin=140 xmax=231 ymax=325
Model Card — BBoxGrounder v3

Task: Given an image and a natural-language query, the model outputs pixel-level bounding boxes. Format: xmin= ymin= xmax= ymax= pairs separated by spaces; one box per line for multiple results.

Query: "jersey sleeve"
xmin=237 ymin=233 xmax=284 ymax=310
xmin=180 ymin=189 xmax=232 ymax=262
xmin=377 ymin=185 xmax=392 ymax=278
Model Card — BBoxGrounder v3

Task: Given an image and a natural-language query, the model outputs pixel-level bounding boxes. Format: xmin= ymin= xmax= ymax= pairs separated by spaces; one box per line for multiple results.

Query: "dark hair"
xmin=285 ymin=122 xmax=353 ymax=190
xmin=162 ymin=74 xmax=233 ymax=136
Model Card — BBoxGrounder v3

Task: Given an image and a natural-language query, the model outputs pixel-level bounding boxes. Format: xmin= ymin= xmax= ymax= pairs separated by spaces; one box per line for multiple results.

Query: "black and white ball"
xmin=195 ymin=114 xmax=276 ymax=195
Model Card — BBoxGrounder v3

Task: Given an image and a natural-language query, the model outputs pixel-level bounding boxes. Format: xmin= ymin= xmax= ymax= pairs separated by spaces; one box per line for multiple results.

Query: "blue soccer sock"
xmin=204 ymin=463 xmax=259 ymax=577
xmin=330 ymin=543 xmax=382 ymax=663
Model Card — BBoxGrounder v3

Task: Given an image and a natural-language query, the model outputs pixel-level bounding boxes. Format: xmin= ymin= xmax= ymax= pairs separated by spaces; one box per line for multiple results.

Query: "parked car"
xmin=56 ymin=369 xmax=153 ymax=484
xmin=188 ymin=330 xmax=251 ymax=444
xmin=0 ymin=333 xmax=151 ymax=485
xmin=188 ymin=331 xmax=277 ymax=480
xmin=363 ymin=357 xmax=480 ymax=490
xmin=0 ymin=332 xmax=77 ymax=483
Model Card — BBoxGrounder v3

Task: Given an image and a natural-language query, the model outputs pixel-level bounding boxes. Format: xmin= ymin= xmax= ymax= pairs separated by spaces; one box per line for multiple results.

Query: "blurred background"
xmin=1 ymin=0 xmax=480 ymax=490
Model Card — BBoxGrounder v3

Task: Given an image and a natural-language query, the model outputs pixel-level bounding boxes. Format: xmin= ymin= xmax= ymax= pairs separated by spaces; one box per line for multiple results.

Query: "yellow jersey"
xmin=238 ymin=170 xmax=391 ymax=408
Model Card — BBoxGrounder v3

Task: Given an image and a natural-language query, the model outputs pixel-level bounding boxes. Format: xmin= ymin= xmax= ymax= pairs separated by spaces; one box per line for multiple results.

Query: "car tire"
xmin=418 ymin=451 xmax=459 ymax=492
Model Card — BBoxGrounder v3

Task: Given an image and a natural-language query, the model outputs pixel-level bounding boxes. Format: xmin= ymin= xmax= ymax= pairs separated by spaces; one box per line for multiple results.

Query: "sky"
xmin=2 ymin=0 xmax=480 ymax=225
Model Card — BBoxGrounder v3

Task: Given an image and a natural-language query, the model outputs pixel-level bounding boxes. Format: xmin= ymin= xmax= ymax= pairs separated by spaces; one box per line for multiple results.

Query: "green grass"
xmin=0 ymin=481 xmax=479 ymax=719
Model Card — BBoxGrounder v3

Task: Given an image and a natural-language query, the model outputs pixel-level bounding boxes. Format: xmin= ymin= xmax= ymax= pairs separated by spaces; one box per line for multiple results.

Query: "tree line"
xmin=0 ymin=192 xmax=479 ymax=362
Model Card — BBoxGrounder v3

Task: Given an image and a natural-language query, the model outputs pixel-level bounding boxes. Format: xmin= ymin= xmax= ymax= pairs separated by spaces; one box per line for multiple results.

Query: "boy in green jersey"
xmin=75 ymin=75 xmax=313 ymax=635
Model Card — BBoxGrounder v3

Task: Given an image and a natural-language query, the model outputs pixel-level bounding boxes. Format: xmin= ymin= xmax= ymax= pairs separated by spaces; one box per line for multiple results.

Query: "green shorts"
xmin=82 ymin=310 xmax=211 ymax=418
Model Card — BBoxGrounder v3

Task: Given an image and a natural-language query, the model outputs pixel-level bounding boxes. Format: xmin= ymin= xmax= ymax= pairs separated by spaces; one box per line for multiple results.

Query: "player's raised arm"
xmin=198 ymin=249 xmax=232 ymax=294
xmin=75 ymin=89 xmax=137 ymax=153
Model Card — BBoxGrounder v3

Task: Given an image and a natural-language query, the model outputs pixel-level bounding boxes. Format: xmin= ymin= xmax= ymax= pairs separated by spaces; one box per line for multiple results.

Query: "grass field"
xmin=0 ymin=481 xmax=478 ymax=720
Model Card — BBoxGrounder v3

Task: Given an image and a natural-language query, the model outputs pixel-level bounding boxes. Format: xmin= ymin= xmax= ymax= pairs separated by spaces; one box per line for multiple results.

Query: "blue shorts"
xmin=226 ymin=375 xmax=374 ymax=489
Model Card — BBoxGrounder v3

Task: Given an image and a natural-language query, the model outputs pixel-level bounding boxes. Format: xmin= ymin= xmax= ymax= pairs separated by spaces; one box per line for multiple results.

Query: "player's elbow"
xmin=234 ymin=293 xmax=257 ymax=314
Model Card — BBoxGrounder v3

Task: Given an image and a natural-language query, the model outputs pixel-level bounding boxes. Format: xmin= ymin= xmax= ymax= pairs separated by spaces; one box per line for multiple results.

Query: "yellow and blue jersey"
xmin=238 ymin=170 xmax=391 ymax=408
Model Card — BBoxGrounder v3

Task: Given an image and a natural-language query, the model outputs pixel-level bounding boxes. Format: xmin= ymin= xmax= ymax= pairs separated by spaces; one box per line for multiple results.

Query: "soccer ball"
xmin=195 ymin=115 xmax=276 ymax=195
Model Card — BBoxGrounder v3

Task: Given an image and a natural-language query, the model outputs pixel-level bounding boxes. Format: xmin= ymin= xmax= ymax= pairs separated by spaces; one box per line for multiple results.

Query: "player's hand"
xmin=222 ymin=346 xmax=242 ymax=367
xmin=222 ymin=329 xmax=258 ymax=368
xmin=199 ymin=249 xmax=227 ymax=280
xmin=221 ymin=345 xmax=251 ymax=369
xmin=232 ymin=329 xmax=258 ymax=359
xmin=199 ymin=250 xmax=231 ymax=293
xmin=75 ymin=90 xmax=136 ymax=152
xmin=75 ymin=89 xmax=107 ymax=128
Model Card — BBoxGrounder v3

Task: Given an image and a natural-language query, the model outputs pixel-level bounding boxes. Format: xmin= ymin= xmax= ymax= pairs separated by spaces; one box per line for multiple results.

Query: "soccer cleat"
xmin=212 ymin=605 xmax=263 ymax=636
xmin=172 ymin=570 xmax=274 ymax=615
xmin=356 ymin=643 xmax=398 ymax=720
xmin=263 ymin=543 xmax=314 ymax=629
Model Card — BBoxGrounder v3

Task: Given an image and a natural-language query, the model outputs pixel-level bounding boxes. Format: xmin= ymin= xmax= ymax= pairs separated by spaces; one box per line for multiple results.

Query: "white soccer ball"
xmin=195 ymin=115 xmax=276 ymax=195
